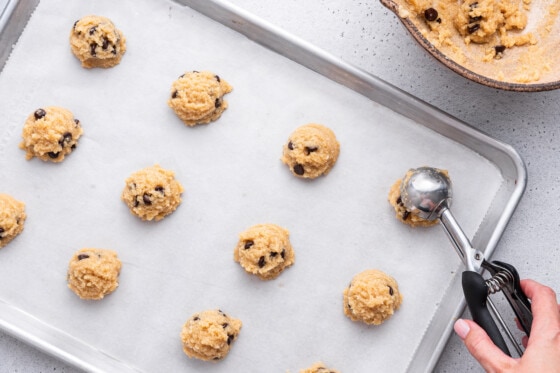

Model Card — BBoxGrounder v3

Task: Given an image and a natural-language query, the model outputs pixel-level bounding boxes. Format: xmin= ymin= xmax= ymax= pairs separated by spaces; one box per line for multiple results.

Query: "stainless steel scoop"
xmin=400 ymin=166 xmax=533 ymax=356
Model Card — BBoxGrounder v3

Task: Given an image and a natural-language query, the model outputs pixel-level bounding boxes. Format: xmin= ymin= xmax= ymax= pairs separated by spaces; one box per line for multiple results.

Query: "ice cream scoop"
xmin=399 ymin=166 xmax=532 ymax=356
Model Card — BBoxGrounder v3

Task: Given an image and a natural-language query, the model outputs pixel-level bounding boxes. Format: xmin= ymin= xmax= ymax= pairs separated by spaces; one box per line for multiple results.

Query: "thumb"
xmin=454 ymin=319 xmax=516 ymax=372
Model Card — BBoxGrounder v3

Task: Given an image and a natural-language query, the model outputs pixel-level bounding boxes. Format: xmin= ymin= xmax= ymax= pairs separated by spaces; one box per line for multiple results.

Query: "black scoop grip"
xmin=462 ymin=270 xmax=510 ymax=356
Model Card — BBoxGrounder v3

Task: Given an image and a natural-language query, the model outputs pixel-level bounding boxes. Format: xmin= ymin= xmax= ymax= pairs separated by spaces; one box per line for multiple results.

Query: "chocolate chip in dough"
xmin=143 ymin=193 xmax=152 ymax=205
xmin=424 ymin=8 xmax=439 ymax=22
xmin=293 ymin=164 xmax=305 ymax=175
xmin=34 ymin=109 xmax=46 ymax=120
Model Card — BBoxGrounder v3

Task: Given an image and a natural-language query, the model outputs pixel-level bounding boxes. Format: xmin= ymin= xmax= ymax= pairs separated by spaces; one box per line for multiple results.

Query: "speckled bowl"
xmin=380 ymin=0 xmax=560 ymax=92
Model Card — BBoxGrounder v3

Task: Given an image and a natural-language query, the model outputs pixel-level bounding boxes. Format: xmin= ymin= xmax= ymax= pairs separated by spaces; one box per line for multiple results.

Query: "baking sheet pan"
xmin=0 ymin=0 xmax=526 ymax=372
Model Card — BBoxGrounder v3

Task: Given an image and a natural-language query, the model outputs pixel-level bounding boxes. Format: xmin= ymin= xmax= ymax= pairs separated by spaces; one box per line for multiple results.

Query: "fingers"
xmin=454 ymin=319 xmax=516 ymax=372
xmin=520 ymin=279 xmax=560 ymax=336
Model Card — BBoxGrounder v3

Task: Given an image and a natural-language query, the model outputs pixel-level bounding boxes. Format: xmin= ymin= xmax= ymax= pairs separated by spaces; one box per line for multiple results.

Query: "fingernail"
xmin=454 ymin=319 xmax=470 ymax=340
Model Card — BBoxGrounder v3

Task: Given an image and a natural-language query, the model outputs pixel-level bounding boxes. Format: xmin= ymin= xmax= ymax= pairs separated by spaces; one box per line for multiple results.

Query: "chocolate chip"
xmin=89 ymin=26 xmax=97 ymax=35
xmin=213 ymin=357 xmax=221 ymax=361
xmin=227 ymin=334 xmax=234 ymax=345
xmin=270 ymin=251 xmax=278 ymax=258
xmin=396 ymin=196 xmax=403 ymax=206
xmin=222 ymin=323 xmax=228 ymax=328
xmin=192 ymin=70 xmax=199 ymax=74
xmin=102 ymin=37 xmax=110 ymax=50
xmin=495 ymin=45 xmax=506 ymax=54
xmin=258 ymin=256 xmax=266 ymax=268
xmin=111 ymin=48 xmax=117 ymax=56
xmin=424 ymin=8 xmax=438 ymax=22
xmin=281 ymin=249 xmax=285 ymax=259
xmin=73 ymin=20 xmax=79 ymax=30
xmin=288 ymin=141 xmax=294 ymax=150
xmin=59 ymin=132 xmax=72 ymax=147
xmin=469 ymin=16 xmax=482 ymax=22
xmin=193 ymin=316 xmax=200 ymax=321
xmin=155 ymin=186 xmax=165 ymax=195
xmin=218 ymin=309 xmax=227 ymax=317
xmin=215 ymin=75 xmax=221 ymax=82
xmin=71 ymin=144 xmax=76 ymax=150
xmin=142 ymin=193 xmax=152 ymax=205
xmin=134 ymin=198 xmax=140 ymax=208
xmin=244 ymin=240 xmax=254 ymax=250
xmin=172 ymin=90 xmax=178 ymax=99
xmin=47 ymin=151 xmax=60 ymax=159
xmin=34 ymin=109 xmax=46 ymax=120
xmin=0 ymin=227 xmax=4 ymax=237
xmin=90 ymin=43 xmax=97 ymax=57
xmin=467 ymin=24 xmax=480 ymax=33
xmin=74 ymin=119 xmax=80 ymax=126
xmin=77 ymin=254 xmax=89 ymax=260
xmin=469 ymin=1 xmax=479 ymax=8
xmin=402 ymin=210 xmax=410 ymax=220
xmin=388 ymin=285 xmax=394 ymax=296
xmin=293 ymin=164 xmax=305 ymax=175
xmin=304 ymin=146 xmax=318 ymax=155
xmin=215 ymin=98 xmax=221 ymax=108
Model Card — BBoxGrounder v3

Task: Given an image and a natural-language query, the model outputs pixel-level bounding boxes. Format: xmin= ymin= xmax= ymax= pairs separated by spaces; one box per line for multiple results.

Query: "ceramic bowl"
xmin=380 ymin=0 xmax=560 ymax=91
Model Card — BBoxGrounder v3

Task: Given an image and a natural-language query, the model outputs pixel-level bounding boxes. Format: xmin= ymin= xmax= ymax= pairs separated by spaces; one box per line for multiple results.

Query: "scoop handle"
xmin=462 ymin=270 xmax=510 ymax=356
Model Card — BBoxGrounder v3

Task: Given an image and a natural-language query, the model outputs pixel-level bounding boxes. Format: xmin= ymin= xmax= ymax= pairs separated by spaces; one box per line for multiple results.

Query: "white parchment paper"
xmin=0 ymin=0 xmax=502 ymax=372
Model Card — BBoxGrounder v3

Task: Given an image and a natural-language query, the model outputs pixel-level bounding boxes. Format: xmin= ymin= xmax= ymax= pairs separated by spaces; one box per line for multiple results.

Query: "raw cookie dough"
xmin=19 ymin=107 xmax=83 ymax=163
xmin=281 ymin=123 xmax=340 ymax=179
xmin=70 ymin=15 xmax=126 ymax=68
xmin=180 ymin=309 xmax=242 ymax=361
xmin=167 ymin=71 xmax=233 ymax=126
xmin=300 ymin=362 xmax=340 ymax=373
xmin=405 ymin=0 xmax=534 ymax=49
xmin=397 ymin=0 xmax=558 ymax=83
xmin=343 ymin=269 xmax=403 ymax=325
xmin=121 ymin=165 xmax=184 ymax=221
xmin=454 ymin=0 xmax=531 ymax=45
xmin=387 ymin=168 xmax=450 ymax=228
xmin=0 ymin=194 xmax=26 ymax=249
xmin=234 ymin=223 xmax=295 ymax=280
xmin=67 ymin=248 xmax=122 ymax=300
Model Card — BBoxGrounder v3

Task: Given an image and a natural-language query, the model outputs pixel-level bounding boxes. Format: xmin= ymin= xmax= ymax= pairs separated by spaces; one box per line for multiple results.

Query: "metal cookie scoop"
xmin=400 ymin=166 xmax=533 ymax=356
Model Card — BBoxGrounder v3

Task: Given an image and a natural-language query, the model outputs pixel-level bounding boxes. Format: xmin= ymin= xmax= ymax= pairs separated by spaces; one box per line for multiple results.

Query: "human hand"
xmin=454 ymin=279 xmax=560 ymax=372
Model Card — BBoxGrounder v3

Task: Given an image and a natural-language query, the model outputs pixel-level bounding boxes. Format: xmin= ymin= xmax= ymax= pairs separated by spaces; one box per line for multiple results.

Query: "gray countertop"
xmin=1 ymin=0 xmax=559 ymax=372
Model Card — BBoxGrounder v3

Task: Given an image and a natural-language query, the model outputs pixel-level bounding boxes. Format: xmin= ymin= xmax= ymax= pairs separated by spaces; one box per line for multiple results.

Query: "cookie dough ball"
xmin=67 ymin=248 xmax=122 ymax=300
xmin=388 ymin=169 xmax=449 ymax=227
xmin=281 ymin=123 xmax=340 ymax=179
xmin=19 ymin=107 xmax=83 ymax=163
xmin=121 ymin=165 xmax=184 ymax=221
xmin=234 ymin=224 xmax=295 ymax=280
xmin=70 ymin=15 xmax=126 ymax=68
xmin=300 ymin=362 xmax=340 ymax=373
xmin=168 ymin=71 xmax=233 ymax=126
xmin=181 ymin=309 xmax=242 ymax=361
xmin=0 ymin=194 xmax=26 ymax=249
xmin=343 ymin=269 xmax=403 ymax=325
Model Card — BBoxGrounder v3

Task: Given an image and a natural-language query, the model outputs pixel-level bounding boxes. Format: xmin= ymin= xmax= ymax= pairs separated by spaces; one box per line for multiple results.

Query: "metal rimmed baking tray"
xmin=0 ymin=0 xmax=526 ymax=372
